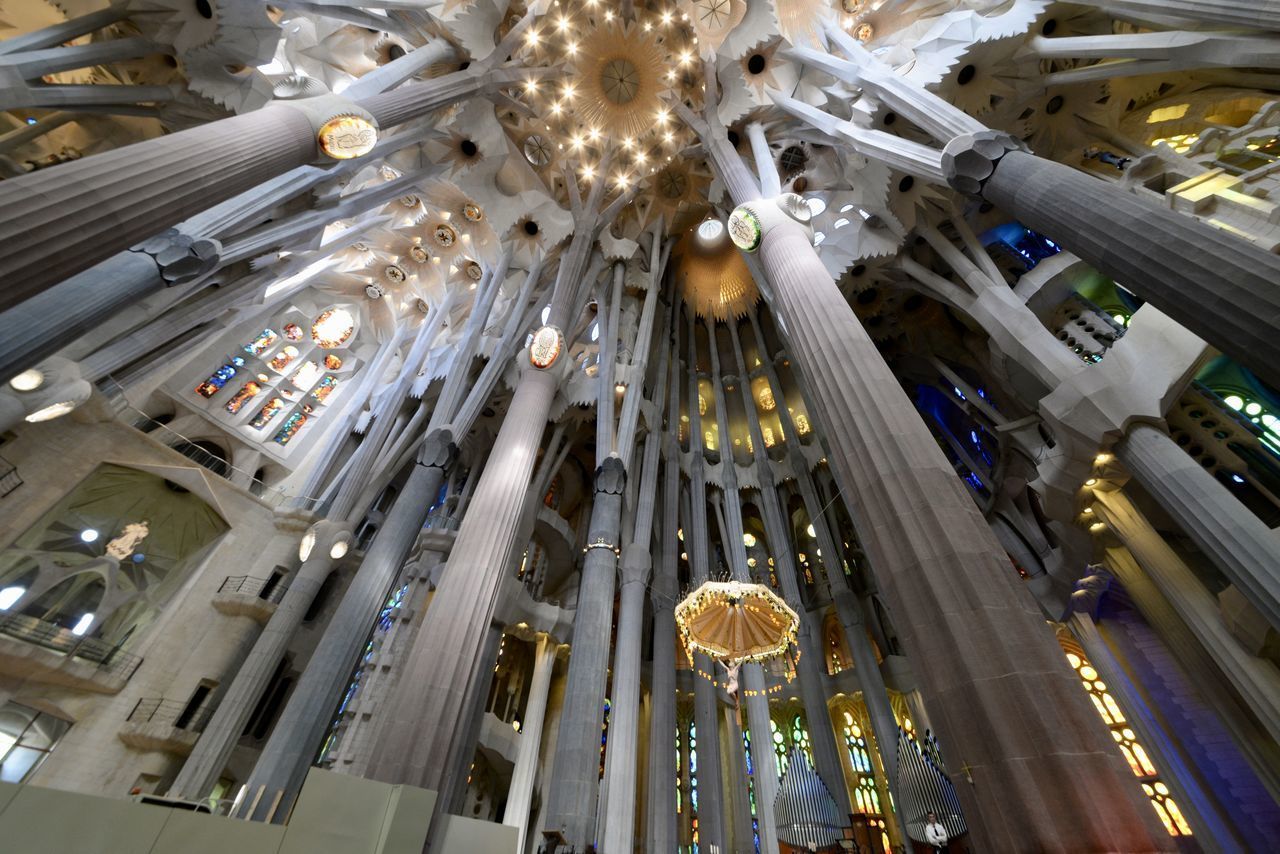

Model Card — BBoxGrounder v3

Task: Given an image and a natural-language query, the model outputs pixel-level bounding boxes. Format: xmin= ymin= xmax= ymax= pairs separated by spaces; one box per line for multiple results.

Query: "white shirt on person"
xmin=924 ymin=821 xmax=948 ymax=846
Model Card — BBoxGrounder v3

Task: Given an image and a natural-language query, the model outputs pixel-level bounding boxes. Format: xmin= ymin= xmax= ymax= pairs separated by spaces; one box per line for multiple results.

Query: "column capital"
xmin=619 ymin=544 xmax=652 ymax=585
xmin=594 ymin=455 xmax=627 ymax=495
xmin=941 ymin=130 xmax=1030 ymax=197
xmin=128 ymin=229 xmax=221 ymax=286
xmin=417 ymin=428 xmax=458 ymax=470
xmin=650 ymin=571 xmax=678 ymax=604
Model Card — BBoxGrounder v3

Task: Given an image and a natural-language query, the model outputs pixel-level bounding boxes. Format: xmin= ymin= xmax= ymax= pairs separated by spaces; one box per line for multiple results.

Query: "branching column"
xmin=363 ymin=363 xmax=561 ymax=795
xmin=544 ymin=457 xmax=626 ymax=847
xmin=239 ymin=429 xmax=457 ymax=819
xmin=503 ymin=634 xmax=559 ymax=854
xmin=690 ymin=91 xmax=1168 ymax=842
xmin=1117 ymin=423 xmax=1280 ymax=631
xmin=171 ymin=520 xmax=350 ymax=799
xmin=645 ymin=350 xmax=683 ymax=853
xmin=705 ymin=318 xmax=780 ymax=854
xmin=681 ymin=310 xmax=728 ymax=852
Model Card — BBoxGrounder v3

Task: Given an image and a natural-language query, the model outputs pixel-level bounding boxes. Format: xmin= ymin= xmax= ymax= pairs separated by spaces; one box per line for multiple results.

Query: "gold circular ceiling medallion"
xmin=433 ymin=224 xmax=457 ymax=247
xmin=317 ymin=115 xmax=377 ymax=160
xmin=529 ymin=325 xmax=565 ymax=369
xmin=601 ymin=58 xmax=641 ymax=105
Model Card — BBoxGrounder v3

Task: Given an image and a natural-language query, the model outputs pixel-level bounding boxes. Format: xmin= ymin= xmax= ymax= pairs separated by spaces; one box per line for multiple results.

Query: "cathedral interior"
xmin=2 ymin=0 xmax=1280 ymax=852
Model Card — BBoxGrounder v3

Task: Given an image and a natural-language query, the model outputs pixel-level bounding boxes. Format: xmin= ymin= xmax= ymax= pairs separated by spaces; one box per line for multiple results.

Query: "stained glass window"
xmin=272 ymin=412 xmax=307 ymax=445
xmin=195 ymin=357 xmax=245 ymax=398
xmin=312 ymin=308 xmax=355 ymax=348
xmin=224 ymin=382 xmax=262 ymax=414
xmin=283 ymin=323 xmax=304 ymax=341
xmin=250 ymin=398 xmax=286 ymax=429
xmin=310 ymin=375 xmax=339 ymax=404
xmin=268 ymin=345 xmax=300 ymax=372
xmin=1064 ymin=647 xmax=1192 ymax=836
xmin=290 ymin=360 xmax=322 ymax=389
xmin=323 ymin=353 xmax=343 ymax=370
xmin=243 ymin=328 xmax=279 ymax=357
xmin=771 ymin=719 xmax=788 ymax=777
xmin=688 ymin=719 xmax=699 ymax=847
xmin=599 ymin=698 xmax=611 ymax=779
xmin=842 ymin=712 xmax=882 ymax=816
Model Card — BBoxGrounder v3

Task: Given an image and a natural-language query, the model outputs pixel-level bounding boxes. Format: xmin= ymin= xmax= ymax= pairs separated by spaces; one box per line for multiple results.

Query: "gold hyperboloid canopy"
xmin=673 ymin=219 xmax=761 ymax=320
xmin=675 ymin=579 xmax=800 ymax=666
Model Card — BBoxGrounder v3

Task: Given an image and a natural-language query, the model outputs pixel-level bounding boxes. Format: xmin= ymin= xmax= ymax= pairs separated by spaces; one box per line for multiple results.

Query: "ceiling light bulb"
xmin=24 ymin=401 xmax=76 ymax=422
xmin=8 ymin=369 xmax=44 ymax=392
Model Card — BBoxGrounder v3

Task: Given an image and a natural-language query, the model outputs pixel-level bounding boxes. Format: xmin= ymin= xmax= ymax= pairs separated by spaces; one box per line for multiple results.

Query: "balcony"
xmin=0 ymin=613 xmax=142 ymax=693
xmin=118 ymin=697 xmax=214 ymax=755
xmin=0 ymin=454 xmax=20 ymax=498
xmin=212 ymin=574 xmax=287 ymax=625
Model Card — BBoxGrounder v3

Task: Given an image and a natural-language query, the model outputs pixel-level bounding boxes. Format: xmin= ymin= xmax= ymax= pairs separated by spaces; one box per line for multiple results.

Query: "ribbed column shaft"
xmin=0 ymin=104 xmax=315 ymax=311
xmin=707 ymin=325 xmax=780 ymax=854
xmin=1076 ymin=0 xmax=1280 ymax=29
xmin=1090 ymin=489 xmax=1280 ymax=747
xmin=983 ymin=150 xmax=1280 ymax=393
xmin=793 ymin=470 xmax=902 ymax=795
xmin=600 ymin=568 xmax=648 ymax=853
xmin=1118 ymin=423 xmax=1280 ymax=632
xmin=503 ymin=635 xmax=558 ymax=853
xmin=363 ymin=367 xmax=558 ymax=793
xmin=645 ymin=358 xmax=683 ymax=853
xmin=545 ymin=462 xmax=625 ymax=848
xmin=172 ymin=548 xmax=338 ymax=800
xmin=241 ymin=443 xmax=452 ymax=820
xmin=728 ymin=319 xmax=853 ymax=816
xmin=754 ymin=215 xmax=1168 ymax=852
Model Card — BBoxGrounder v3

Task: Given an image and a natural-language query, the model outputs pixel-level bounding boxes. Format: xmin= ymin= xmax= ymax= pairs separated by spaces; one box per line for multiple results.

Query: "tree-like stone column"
xmin=948 ymin=133 xmax=1280 ymax=393
xmin=0 ymin=55 xmax=549 ymax=311
xmin=502 ymin=633 xmax=559 ymax=854
xmin=238 ymin=429 xmax=457 ymax=820
xmin=679 ymin=309 xmax=728 ymax=852
xmin=744 ymin=203 xmax=1168 ymax=849
xmin=1073 ymin=0 xmax=1280 ymax=30
xmin=170 ymin=520 xmax=351 ymax=800
xmin=362 ymin=363 xmax=561 ymax=790
xmin=599 ymin=545 xmax=651 ymax=851
xmin=1089 ymin=488 xmax=1280 ymax=747
xmin=600 ymin=347 xmax=668 ymax=853
xmin=644 ymin=354 xmax=683 ymax=854
xmin=705 ymin=318 xmax=780 ymax=854
xmin=1117 ymin=422 xmax=1280 ymax=631
xmin=543 ymin=457 xmax=626 ymax=847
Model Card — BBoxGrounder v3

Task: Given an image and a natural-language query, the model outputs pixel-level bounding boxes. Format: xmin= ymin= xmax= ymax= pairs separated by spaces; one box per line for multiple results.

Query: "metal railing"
xmin=126 ymin=697 xmax=215 ymax=732
xmin=0 ymin=612 xmax=143 ymax=680
xmin=217 ymin=574 xmax=288 ymax=604
xmin=0 ymin=455 xmax=21 ymax=498
xmin=97 ymin=376 xmax=323 ymax=511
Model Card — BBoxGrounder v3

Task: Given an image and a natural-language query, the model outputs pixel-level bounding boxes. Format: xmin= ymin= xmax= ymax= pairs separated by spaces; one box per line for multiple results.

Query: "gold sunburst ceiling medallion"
xmin=574 ymin=22 xmax=671 ymax=141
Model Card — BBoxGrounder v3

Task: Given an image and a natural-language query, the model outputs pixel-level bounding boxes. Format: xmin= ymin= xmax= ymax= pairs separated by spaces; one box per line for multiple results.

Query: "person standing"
xmin=924 ymin=810 xmax=949 ymax=853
